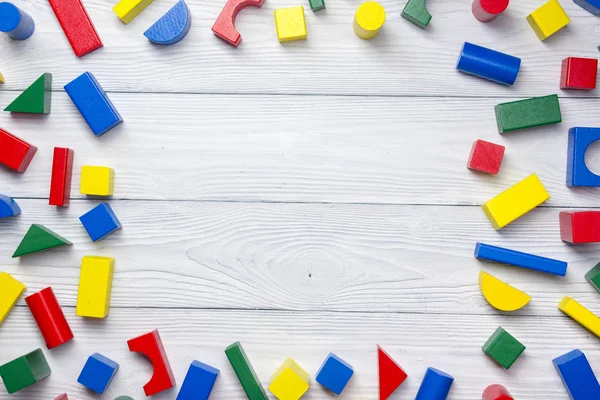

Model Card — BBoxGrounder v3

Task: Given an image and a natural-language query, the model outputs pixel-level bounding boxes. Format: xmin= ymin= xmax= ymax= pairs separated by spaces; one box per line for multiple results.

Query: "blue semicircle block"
xmin=144 ymin=0 xmax=191 ymax=45
xmin=0 ymin=194 xmax=21 ymax=218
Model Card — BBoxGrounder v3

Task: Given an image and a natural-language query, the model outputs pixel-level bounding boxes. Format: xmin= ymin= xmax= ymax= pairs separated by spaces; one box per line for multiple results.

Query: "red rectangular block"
xmin=49 ymin=147 xmax=74 ymax=207
xmin=0 ymin=128 xmax=38 ymax=172
xmin=48 ymin=0 xmax=103 ymax=57
xmin=560 ymin=57 xmax=598 ymax=90
xmin=560 ymin=211 xmax=600 ymax=243
xmin=467 ymin=139 xmax=505 ymax=175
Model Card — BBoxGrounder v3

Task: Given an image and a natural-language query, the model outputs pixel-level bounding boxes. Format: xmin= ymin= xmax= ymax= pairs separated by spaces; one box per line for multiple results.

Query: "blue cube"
xmin=79 ymin=203 xmax=122 ymax=242
xmin=77 ymin=353 xmax=119 ymax=394
xmin=316 ymin=353 xmax=354 ymax=395
xmin=177 ymin=360 xmax=220 ymax=400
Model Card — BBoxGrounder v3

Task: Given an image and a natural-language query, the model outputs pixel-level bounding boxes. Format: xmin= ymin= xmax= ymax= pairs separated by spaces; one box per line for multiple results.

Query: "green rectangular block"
xmin=308 ymin=0 xmax=325 ymax=11
xmin=482 ymin=327 xmax=525 ymax=369
xmin=495 ymin=94 xmax=561 ymax=133
xmin=585 ymin=262 xmax=600 ymax=293
xmin=0 ymin=348 xmax=51 ymax=394
xmin=225 ymin=341 xmax=268 ymax=400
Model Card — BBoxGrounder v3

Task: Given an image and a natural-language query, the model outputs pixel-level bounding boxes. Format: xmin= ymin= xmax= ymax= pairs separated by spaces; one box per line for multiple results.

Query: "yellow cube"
xmin=269 ymin=358 xmax=310 ymax=400
xmin=0 ymin=272 xmax=26 ymax=324
xmin=76 ymin=256 xmax=115 ymax=318
xmin=526 ymin=0 xmax=570 ymax=41
xmin=274 ymin=6 xmax=307 ymax=43
xmin=81 ymin=166 xmax=114 ymax=196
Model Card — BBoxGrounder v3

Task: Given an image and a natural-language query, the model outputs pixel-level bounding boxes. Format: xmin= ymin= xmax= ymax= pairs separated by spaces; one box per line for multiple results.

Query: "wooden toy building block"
xmin=482 ymin=327 xmax=525 ymax=369
xmin=315 ymin=353 xmax=354 ymax=395
xmin=353 ymin=2 xmax=386 ymax=40
xmin=65 ymin=72 xmax=122 ymax=136
xmin=77 ymin=353 xmax=119 ymax=394
xmin=76 ymin=256 xmax=115 ymax=318
xmin=177 ymin=360 xmax=220 ymax=400
xmin=467 ymin=139 xmax=505 ymax=174
xmin=553 ymin=349 xmax=600 ymax=399
xmin=309 ymin=0 xmax=325 ymax=11
xmin=559 ymin=297 xmax=600 ymax=338
xmin=560 ymin=211 xmax=600 ymax=243
xmin=0 ymin=193 xmax=21 ymax=218
xmin=25 ymin=287 xmax=74 ymax=349
xmin=81 ymin=166 xmax=114 ymax=196
xmin=0 ymin=128 xmax=37 ymax=172
xmin=401 ymin=0 xmax=431 ymax=29
xmin=0 ymin=71 xmax=4 ymax=83
xmin=472 ymin=0 xmax=509 ymax=22
xmin=54 ymin=394 xmax=68 ymax=400
xmin=269 ymin=358 xmax=310 ymax=400
xmin=378 ymin=345 xmax=407 ymax=400
xmin=212 ymin=0 xmax=265 ymax=47
xmin=79 ymin=203 xmax=122 ymax=242
xmin=144 ymin=0 xmax=191 ymax=45
xmin=475 ymin=242 xmax=567 ymax=276
xmin=481 ymin=174 xmax=550 ymax=229
xmin=574 ymin=0 xmax=600 ymax=14
xmin=0 ymin=2 xmax=35 ymax=40
xmin=0 ymin=349 xmax=50 ymax=394
xmin=457 ymin=43 xmax=520 ymax=86
xmin=274 ymin=6 xmax=307 ymax=43
xmin=0 ymin=272 xmax=26 ymax=324
xmin=478 ymin=271 xmax=530 ymax=312
xmin=115 ymin=397 xmax=134 ymax=400
xmin=482 ymin=384 xmax=513 ymax=400
xmin=113 ymin=0 xmax=155 ymax=23
xmin=128 ymin=329 xmax=176 ymax=396
xmin=567 ymin=127 xmax=600 ymax=187
xmin=495 ymin=94 xmax=561 ymax=133
xmin=414 ymin=367 xmax=454 ymax=400
xmin=561 ymin=57 xmax=597 ymax=90
xmin=4 ymin=73 xmax=51 ymax=114
xmin=49 ymin=147 xmax=74 ymax=207
xmin=585 ymin=263 xmax=600 ymax=293
xmin=526 ymin=0 xmax=569 ymax=41
xmin=13 ymin=224 xmax=72 ymax=257
xmin=48 ymin=0 xmax=102 ymax=57
xmin=225 ymin=341 xmax=268 ymax=400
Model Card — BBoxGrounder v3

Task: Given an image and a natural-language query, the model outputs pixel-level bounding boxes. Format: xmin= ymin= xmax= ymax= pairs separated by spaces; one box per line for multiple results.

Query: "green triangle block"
xmin=4 ymin=73 xmax=52 ymax=114
xmin=12 ymin=224 xmax=71 ymax=258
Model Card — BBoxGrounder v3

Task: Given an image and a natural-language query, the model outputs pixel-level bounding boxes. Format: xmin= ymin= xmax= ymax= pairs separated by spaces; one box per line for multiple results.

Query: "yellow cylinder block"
xmin=353 ymin=1 xmax=386 ymax=39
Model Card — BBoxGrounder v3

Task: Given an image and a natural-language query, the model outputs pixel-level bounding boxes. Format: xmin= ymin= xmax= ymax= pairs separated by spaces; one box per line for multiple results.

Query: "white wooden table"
xmin=1 ymin=0 xmax=599 ymax=398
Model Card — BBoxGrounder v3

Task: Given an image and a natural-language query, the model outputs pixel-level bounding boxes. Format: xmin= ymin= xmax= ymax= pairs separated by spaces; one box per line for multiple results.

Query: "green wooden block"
xmin=401 ymin=0 xmax=431 ymax=29
xmin=482 ymin=327 xmax=525 ymax=369
xmin=585 ymin=262 xmax=600 ymax=293
xmin=495 ymin=94 xmax=561 ymax=133
xmin=114 ymin=397 xmax=134 ymax=400
xmin=12 ymin=224 xmax=72 ymax=258
xmin=309 ymin=0 xmax=325 ymax=11
xmin=0 ymin=348 xmax=51 ymax=394
xmin=4 ymin=73 xmax=52 ymax=114
xmin=225 ymin=341 xmax=268 ymax=400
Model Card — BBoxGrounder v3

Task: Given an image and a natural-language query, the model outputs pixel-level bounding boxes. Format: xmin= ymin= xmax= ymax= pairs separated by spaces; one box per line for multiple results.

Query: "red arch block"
xmin=127 ymin=329 xmax=175 ymax=396
xmin=212 ymin=0 xmax=265 ymax=47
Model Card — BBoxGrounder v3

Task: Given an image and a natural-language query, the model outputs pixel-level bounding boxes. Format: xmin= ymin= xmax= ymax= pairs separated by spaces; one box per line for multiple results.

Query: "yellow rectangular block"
xmin=482 ymin=173 xmax=550 ymax=230
xmin=274 ymin=6 xmax=307 ymax=43
xmin=80 ymin=166 xmax=114 ymax=196
xmin=526 ymin=0 xmax=570 ymax=41
xmin=0 ymin=272 xmax=26 ymax=324
xmin=269 ymin=358 xmax=310 ymax=400
xmin=76 ymin=256 xmax=115 ymax=318
xmin=559 ymin=296 xmax=600 ymax=337
xmin=113 ymin=0 xmax=155 ymax=24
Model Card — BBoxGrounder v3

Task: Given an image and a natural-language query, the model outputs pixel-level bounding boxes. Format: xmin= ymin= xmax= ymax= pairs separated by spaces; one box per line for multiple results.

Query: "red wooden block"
xmin=482 ymin=384 xmax=513 ymax=400
xmin=559 ymin=211 xmax=600 ymax=243
xmin=128 ymin=329 xmax=175 ymax=396
xmin=467 ymin=139 xmax=505 ymax=175
xmin=378 ymin=345 xmax=407 ymax=400
xmin=0 ymin=128 xmax=37 ymax=172
xmin=54 ymin=394 xmax=68 ymax=400
xmin=49 ymin=147 xmax=74 ymax=207
xmin=560 ymin=57 xmax=598 ymax=90
xmin=211 ymin=0 xmax=265 ymax=47
xmin=25 ymin=287 xmax=74 ymax=349
xmin=48 ymin=0 xmax=103 ymax=57
xmin=472 ymin=0 xmax=509 ymax=22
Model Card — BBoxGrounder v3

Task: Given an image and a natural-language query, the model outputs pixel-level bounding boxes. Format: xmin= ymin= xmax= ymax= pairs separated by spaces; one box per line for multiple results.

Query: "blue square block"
xmin=177 ymin=360 xmax=220 ymax=400
xmin=77 ymin=353 xmax=119 ymax=394
xmin=79 ymin=203 xmax=122 ymax=242
xmin=316 ymin=353 xmax=354 ymax=395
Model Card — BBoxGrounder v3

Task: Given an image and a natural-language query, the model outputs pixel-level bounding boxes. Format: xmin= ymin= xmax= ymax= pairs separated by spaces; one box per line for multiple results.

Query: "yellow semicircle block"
xmin=479 ymin=271 xmax=531 ymax=311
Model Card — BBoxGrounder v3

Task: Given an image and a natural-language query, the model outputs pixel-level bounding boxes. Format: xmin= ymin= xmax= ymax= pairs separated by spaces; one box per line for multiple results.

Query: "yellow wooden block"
xmin=269 ymin=358 xmax=310 ymax=400
xmin=0 ymin=72 xmax=4 ymax=84
xmin=482 ymin=173 xmax=550 ymax=230
xmin=479 ymin=271 xmax=531 ymax=312
xmin=76 ymin=256 xmax=115 ymax=318
xmin=0 ymin=272 xmax=26 ymax=324
xmin=559 ymin=297 xmax=600 ymax=338
xmin=113 ymin=0 xmax=155 ymax=24
xmin=274 ymin=6 xmax=307 ymax=43
xmin=80 ymin=166 xmax=114 ymax=196
xmin=353 ymin=2 xmax=386 ymax=40
xmin=526 ymin=0 xmax=570 ymax=41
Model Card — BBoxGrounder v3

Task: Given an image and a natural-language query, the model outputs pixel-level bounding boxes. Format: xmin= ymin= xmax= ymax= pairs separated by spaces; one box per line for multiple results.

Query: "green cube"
xmin=482 ymin=327 xmax=525 ymax=369
xmin=0 ymin=349 xmax=51 ymax=394
xmin=585 ymin=262 xmax=600 ymax=293
xmin=495 ymin=94 xmax=561 ymax=133
xmin=309 ymin=0 xmax=325 ymax=11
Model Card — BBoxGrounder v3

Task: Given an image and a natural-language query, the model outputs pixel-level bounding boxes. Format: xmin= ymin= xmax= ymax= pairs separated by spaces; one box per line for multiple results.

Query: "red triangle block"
xmin=378 ymin=345 xmax=408 ymax=400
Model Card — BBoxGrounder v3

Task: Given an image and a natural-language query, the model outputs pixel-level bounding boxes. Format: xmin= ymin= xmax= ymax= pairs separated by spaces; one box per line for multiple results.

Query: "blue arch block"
xmin=567 ymin=127 xmax=600 ymax=187
xmin=415 ymin=367 xmax=454 ymax=400
xmin=144 ymin=0 xmax=191 ymax=45
xmin=0 ymin=2 xmax=35 ymax=40
xmin=0 ymin=194 xmax=21 ymax=218
xmin=457 ymin=42 xmax=521 ymax=86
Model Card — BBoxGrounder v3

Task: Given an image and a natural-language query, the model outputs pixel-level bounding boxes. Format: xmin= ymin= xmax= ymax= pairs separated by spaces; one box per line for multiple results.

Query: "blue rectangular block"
xmin=553 ymin=349 xmax=600 ymax=400
xmin=415 ymin=367 xmax=454 ymax=400
xmin=456 ymin=42 xmax=521 ymax=86
xmin=574 ymin=0 xmax=600 ymax=15
xmin=64 ymin=72 xmax=123 ymax=136
xmin=77 ymin=353 xmax=119 ymax=394
xmin=177 ymin=360 xmax=220 ymax=400
xmin=475 ymin=242 xmax=568 ymax=276
xmin=316 ymin=353 xmax=354 ymax=395
xmin=0 ymin=194 xmax=20 ymax=218
xmin=79 ymin=203 xmax=122 ymax=242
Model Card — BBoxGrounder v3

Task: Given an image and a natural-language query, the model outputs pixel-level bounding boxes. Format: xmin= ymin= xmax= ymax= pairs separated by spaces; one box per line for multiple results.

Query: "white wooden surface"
xmin=0 ymin=0 xmax=599 ymax=398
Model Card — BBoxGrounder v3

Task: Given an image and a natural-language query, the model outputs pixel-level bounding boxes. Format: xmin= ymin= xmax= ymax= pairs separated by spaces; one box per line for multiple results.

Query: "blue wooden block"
xmin=144 ymin=0 xmax=191 ymax=45
xmin=77 ymin=353 xmax=119 ymax=394
xmin=475 ymin=242 xmax=568 ymax=276
xmin=315 ymin=353 xmax=354 ymax=395
xmin=574 ymin=0 xmax=600 ymax=15
xmin=0 ymin=2 xmax=35 ymax=40
xmin=177 ymin=360 xmax=220 ymax=400
xmin=567 ymin=127 xmax=600 ymax=187
xmin=457 ymin=42 xmax=521 ymax=86
xmin=0 ymin=194 xmax=20 ymax=218
xmin=415 ymin=367 xmax=454 ymax=400
xmin=79 ymin=203 xmax=122 ymax=242
xmin=553 ymin=349 xmax=600 ymax=400
xmin=64 ymin=72 xmax=123 ymax=136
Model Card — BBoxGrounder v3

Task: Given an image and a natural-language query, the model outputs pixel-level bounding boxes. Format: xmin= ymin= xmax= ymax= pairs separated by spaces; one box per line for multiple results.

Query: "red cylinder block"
xmin=25 ymin=287 xmax=74 ymax=349
xmin=472 ymin=0 xmax=509 ymax=22
xmin=482 ymin=384 xmax=514 ymax=400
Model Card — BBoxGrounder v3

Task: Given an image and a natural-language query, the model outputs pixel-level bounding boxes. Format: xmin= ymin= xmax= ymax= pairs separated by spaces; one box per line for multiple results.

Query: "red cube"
xmin=560 ymin=57 xmax=598 ymax=90
xmin=559 ymin=211 xmax=600 ymax=243
xmin=467 ymin=139 xmax=505 ymax=175
xmin=0 ymin=128 xmax=38 ymax=172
